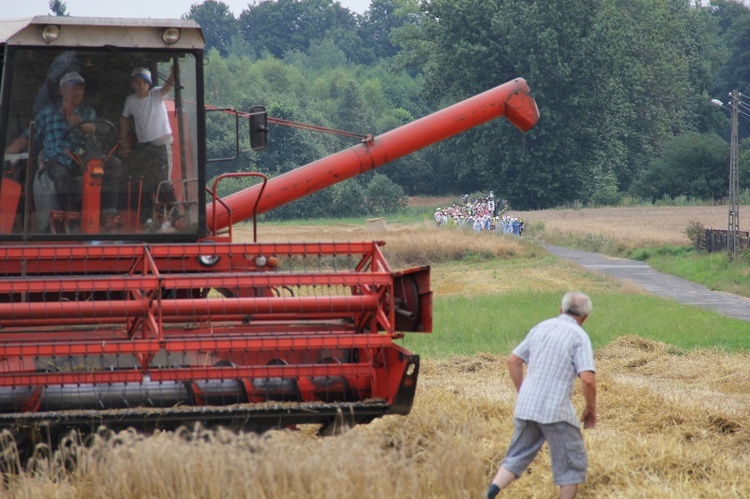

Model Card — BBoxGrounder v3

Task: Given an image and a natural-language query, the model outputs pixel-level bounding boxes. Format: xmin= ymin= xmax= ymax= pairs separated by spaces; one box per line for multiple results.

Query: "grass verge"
xmin=403 ymin=289 xmax=750 ymax=358
xmin=521 ymin=216 xmax=750 ymax=298
xmin=640 ymin=249 xmax=750 ymax=298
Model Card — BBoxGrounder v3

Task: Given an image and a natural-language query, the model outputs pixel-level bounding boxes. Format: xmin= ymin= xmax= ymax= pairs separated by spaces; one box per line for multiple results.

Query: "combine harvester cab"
xmin=0 ymin=17 xmax=539 ymax=442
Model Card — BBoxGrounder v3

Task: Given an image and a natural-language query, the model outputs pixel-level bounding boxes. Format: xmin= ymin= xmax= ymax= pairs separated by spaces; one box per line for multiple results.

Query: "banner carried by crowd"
xmin=434 ymin=192 xmax=525 ymax=236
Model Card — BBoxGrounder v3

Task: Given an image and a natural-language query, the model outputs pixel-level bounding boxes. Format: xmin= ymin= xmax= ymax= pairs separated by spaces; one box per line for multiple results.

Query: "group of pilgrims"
xmin=434 ymin=192 xmax=525 ymax=236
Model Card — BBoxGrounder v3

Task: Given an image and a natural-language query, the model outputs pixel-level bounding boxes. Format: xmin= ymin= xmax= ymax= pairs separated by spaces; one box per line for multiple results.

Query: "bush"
xmin=329 ymin=180 xmax=367 ymax=218
xmin=364 ymin=174 xmax=408 ymax=214
xmin=590 ymin=184 xmax=621 ymax=207
xmin=684 ymin=219 xmax=705 ymax=250
xmin=633 ymin=133 xmax=728 ymax=202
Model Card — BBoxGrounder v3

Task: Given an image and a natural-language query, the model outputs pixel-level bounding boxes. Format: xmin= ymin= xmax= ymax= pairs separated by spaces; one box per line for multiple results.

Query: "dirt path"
xmin=546 ymin=245 xmax=750 ymax=322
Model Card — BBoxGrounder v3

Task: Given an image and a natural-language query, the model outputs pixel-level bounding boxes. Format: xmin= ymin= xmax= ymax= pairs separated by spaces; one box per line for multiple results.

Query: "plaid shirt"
xmin=28 ymin=103 xmax=95 ymax=168
xmin=512 ymin=314 xmax=596 ymax=427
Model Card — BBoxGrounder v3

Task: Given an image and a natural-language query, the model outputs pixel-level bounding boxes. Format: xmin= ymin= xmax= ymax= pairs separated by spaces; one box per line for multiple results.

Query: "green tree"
xmin=712 ymin=1 xmax=750 ymax=139
xmin=329 ymin=180 xmax=367 ymax=217
xmin=48 ymin=0 xmax=68 ymax=16
xmin=185 ymin=1 xmax=238 ymax=57
xmin=392 ymin=0 xmax=724 ymax=208
xmin=239 ymin=0 xmax=305 ymax=58
xmin=401 ymin=0 xmax=622 ymax=207
xmin=238 ymin=0 xmax=359 ymax=59
xmin=257 ymin=100 xmax=333 ymax=176
xmin=359 ymin=0 xmax=408 ymax=59
xmin=633 ymin=133 xmax=729 ymax=201
xmin=365 ymin=173 xmax=407 ymax=214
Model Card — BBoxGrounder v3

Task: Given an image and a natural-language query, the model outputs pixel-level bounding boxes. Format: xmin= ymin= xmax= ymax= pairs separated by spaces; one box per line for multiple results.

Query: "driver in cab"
xmin=6 ymin=71 xmax=94 ymax=213
xmin=6 ymin=71 xmax=123 ymax=233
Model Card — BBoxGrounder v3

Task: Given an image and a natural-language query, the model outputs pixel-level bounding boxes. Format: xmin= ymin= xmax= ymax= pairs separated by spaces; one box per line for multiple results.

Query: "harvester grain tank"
xmin=0 ymin=16 xmax=539 ymax=442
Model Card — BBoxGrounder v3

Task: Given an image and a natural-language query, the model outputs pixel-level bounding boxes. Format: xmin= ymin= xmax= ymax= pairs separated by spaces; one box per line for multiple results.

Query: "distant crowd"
xmin=434 ymin=192 xmax=525 ymax=236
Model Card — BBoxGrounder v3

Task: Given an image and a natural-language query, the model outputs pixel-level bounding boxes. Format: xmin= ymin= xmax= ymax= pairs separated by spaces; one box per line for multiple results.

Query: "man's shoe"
xmin=486 ymin=484 xmax=500 ymax=499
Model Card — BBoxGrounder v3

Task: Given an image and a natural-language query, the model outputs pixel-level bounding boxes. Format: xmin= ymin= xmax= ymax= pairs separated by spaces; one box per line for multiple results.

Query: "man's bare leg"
xmin=486 ymin=466 xmax=517 ymax=497
xmin=559 ymin=484 xmax=578 ymax=499
xmin=492 ymin=466 xmax=517 ymax=488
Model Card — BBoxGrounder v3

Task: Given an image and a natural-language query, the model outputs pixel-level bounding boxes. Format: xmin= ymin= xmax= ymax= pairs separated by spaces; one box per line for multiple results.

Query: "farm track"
xmin=546 ymin=245 xmax=750 ymax=322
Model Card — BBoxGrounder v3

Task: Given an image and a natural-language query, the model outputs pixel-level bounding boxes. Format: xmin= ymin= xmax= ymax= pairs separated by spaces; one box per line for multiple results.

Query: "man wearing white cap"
xmin=33 ymin=51 xmax=80 ymax=115
xmin=119 ymin=66 xmax=176 ymax=223
xmin=6 ymin=70 xmax=124 ymax=231
xmin=120 ymin=66 xmax=174 ymax=157
xmin=6 ymin=72 xmax=94 ymax=220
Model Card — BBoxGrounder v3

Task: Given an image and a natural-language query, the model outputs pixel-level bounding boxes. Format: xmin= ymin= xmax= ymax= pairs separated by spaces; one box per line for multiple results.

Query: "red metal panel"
xmin=0 ymin=370 xmax=143 ymax=387
xmin=163 ymin=333 xmax=393 ymax=353
xmin=0 ymin=271 xmax=390 ymax=294
xmin=0 ymin=334 xmax=392 ymax=359
xmin=0 ymin=339 xmax=161 ymax=357
xmin=0 ymin=241 xmax=382 ymax=275
xmin=0 ymin=177 xmax=22 ymax=233
xmin=148 ymin=363 xmax=374 ymax=382
xmin=0 ymin=295 xmax=379 ymax=322
xmin=0 ymin=364 xmax=378 ymax=388
xmin=0 ymin=241 xmax=380 ymax=261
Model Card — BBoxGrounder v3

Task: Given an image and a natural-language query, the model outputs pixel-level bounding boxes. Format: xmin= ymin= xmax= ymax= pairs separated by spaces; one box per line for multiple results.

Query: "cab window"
xmin=1 ymin=48 xmax=200 ymax=238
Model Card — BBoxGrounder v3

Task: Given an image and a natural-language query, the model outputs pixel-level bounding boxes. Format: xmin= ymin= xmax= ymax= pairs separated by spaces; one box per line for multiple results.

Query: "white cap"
xmin=131 ymin=67 xmax=152 ymax=86
xmin=60 ymin=71 xmax=85 ymax=87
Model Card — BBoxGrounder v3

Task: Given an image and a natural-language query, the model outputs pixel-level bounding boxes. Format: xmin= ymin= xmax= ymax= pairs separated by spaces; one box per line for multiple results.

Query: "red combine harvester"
xmin=0 ymin=17 xmax=538 ymax=442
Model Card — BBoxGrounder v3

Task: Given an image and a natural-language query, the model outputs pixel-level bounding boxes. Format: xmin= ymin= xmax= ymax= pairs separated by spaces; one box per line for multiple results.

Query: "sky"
xmin=1 ymin=0 xmax=372 ymax=19
xmin=6 ymin=0 xmax=750 ymax=19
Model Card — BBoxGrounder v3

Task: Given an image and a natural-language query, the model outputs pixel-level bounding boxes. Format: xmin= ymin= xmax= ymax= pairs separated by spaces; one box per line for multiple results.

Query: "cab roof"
xmin=0 ymin=16 xmax=204 ymax=49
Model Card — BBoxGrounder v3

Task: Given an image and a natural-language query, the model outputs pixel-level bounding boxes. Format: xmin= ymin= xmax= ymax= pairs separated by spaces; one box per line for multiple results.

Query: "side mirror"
xmin=249 ymin=106 xmax=267 ymax=151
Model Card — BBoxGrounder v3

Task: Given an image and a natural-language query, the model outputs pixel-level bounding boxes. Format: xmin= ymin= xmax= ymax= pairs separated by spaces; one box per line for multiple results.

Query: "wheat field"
xmin=3 ymin=337 xmax=747 ymax=498
xmin=518 ymin=205 xmax=747 ymax=246
xmin=422 ymin=195 xmax=747 ymax=246
xmin=2 ymin=207 xmax=749 ymax=498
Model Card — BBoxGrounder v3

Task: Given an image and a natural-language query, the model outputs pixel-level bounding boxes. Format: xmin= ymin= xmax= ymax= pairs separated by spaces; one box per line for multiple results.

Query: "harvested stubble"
xmin=2 ymin=338 xmax=747 ymax=498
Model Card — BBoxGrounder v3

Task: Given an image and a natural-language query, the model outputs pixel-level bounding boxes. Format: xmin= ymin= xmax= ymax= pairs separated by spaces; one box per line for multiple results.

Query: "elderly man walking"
xmin=486 ymin=291 xmax=597 ymax=499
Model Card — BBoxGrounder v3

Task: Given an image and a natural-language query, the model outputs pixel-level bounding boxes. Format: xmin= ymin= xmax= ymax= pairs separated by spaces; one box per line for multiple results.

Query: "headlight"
xmin=161 ymin=27 xmax=181 ymax=45
xmin=41 ymin=25 xmax=61 ymax=44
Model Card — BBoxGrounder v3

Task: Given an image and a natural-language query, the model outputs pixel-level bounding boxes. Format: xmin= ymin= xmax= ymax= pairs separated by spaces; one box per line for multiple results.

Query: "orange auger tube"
xmin=207 ymin=78 xmax=539 ymax=232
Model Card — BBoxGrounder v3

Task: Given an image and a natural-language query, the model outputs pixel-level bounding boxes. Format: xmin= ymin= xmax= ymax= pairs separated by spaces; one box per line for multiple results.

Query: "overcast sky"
xmin=6 ymin=0 xmax=750 ymax=20
xmin=2 ymin=0 xmax=372 ymax=19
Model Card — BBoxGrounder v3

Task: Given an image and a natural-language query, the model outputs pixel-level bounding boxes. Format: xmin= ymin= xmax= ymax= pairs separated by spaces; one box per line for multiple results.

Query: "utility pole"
xmin=728 ymin=90 xmax=739 ymax=259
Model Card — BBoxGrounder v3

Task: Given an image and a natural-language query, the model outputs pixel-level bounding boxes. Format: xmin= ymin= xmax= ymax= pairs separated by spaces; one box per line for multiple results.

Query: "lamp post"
xmin=712 ymin=91 xmax=741 ymax=259
xmin=728 ymin=90 xmax=740 ymax=259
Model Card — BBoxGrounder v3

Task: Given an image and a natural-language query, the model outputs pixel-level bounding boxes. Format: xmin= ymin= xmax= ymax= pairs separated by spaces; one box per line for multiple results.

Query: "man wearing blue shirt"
xmin=6 ymin=71 xmax=124 ymax=231
xmin=487 ymin=291 xmax=597 ymax=499
xmin=7 ymin=71 xmax=94 ymax=214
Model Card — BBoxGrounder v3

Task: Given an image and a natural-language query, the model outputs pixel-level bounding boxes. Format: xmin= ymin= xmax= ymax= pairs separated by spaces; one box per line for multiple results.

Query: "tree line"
xmin=52 ymin=0 xmax=750 ymax=213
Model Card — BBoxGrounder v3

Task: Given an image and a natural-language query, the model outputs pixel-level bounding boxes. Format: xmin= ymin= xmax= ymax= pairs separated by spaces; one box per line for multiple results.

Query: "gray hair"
xmin=561 ymin=291 xmax=592 ymax=318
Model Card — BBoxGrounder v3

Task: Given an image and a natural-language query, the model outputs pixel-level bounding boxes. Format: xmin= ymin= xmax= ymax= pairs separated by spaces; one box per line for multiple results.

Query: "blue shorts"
xmin=502 ymin=419 xmax=588 ymax=486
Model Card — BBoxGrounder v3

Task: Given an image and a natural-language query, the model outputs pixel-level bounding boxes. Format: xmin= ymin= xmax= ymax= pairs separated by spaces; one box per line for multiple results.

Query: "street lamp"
xmin=711 ymin=91 xmax=742 ymax=259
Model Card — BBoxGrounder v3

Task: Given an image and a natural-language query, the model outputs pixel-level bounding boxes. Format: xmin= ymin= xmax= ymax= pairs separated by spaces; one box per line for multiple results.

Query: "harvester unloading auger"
xmin=0 ymin=17 xmax=539 ymax=443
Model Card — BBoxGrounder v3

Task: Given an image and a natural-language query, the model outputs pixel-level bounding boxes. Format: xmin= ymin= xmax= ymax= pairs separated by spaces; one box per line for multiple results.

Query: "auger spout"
xmin=207 ymin=78 xmax=538 ymax=232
